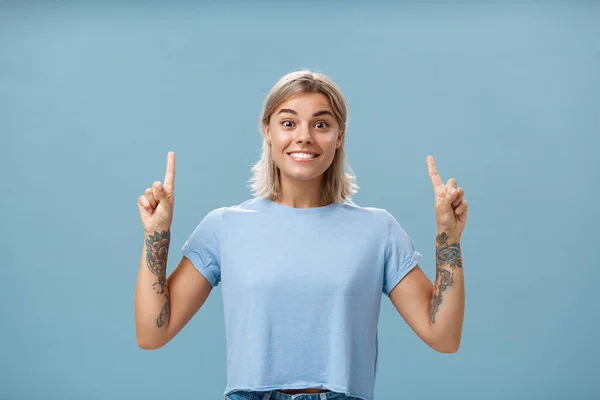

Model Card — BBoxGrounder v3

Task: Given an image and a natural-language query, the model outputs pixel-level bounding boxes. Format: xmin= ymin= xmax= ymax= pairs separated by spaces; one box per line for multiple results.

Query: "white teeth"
xmin=289 ymin=153 xmax=316 ymax=159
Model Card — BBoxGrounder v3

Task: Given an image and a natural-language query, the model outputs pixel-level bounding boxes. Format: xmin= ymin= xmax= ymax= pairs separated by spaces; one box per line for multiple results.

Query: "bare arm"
xmin=135 ymin=152 xmax=214 ymax=349
xmin=389 ymin=156 xmax=469 ymax=353
xmin=134 ymin=229 xmax=213 ymax=350
xmin=429 ymin=231 xmax=464 ymax=350
xmin=389 ymin=230 xmax=464 ymax=353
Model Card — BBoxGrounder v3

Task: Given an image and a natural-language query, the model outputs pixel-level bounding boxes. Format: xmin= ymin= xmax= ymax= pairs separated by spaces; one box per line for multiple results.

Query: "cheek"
xmin=270 ymin=129 xmax=293 ymax=149
xmin=320 ymin=135 xmax=339 ymax=152
xmin=271 ymin=139 xmax=290 ymax=156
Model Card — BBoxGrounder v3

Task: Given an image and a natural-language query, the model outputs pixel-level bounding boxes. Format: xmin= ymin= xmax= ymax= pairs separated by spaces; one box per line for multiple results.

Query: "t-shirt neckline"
xmin=258 ymin=197 xmax=340 ymax=215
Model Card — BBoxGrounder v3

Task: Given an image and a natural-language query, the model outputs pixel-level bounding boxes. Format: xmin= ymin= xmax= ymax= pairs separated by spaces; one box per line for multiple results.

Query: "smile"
xmin=287 ymin=152 xmax=320 ymax=162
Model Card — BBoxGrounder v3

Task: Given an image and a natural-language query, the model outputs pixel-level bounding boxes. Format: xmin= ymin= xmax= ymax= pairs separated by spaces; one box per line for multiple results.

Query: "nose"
xmin=294 ymin=123 xmax=313 ymax=144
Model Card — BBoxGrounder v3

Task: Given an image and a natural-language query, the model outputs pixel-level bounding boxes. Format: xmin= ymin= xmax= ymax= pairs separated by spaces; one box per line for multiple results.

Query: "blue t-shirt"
xmin=181 ymin=197 xmax=422 ymax=400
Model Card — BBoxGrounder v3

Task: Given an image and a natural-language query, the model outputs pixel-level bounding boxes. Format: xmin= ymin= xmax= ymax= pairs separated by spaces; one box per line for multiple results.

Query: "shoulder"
xmin=338 ymin=200 xmax=395 ymax=224
xmin=203 ymin=197 xmax=269 ymax=224
xmin=191 ymin=198 xmax=258 ymax=226
xmin=220 ymin=197 xmax=267 ymax=215
xmin=188 ymin=198 xmax=263 ymax=240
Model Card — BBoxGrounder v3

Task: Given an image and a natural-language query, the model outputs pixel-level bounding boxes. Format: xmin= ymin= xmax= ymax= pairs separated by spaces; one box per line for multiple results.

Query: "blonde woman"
xmin=135 ymin=70 xmax=468 ymax=400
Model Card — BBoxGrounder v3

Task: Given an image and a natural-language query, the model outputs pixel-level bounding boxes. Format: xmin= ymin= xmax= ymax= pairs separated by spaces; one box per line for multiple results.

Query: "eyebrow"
xmin=277 ymin=109 xmax=334 ymax=118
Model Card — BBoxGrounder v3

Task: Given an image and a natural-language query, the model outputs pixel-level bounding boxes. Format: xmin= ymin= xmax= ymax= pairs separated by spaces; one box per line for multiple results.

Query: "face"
xmin=264 ymin=92 xmax=344 ymax=186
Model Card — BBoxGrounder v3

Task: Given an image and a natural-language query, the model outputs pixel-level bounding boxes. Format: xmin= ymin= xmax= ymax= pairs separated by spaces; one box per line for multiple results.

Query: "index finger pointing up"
xmin=427 ymin=155 xmax=443 ymax=190
xmin=164 ymin=151 xmax=176 ymax=189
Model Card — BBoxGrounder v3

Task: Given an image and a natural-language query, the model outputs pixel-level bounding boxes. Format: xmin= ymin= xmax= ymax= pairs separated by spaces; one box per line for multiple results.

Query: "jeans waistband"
xmin=235 ymin=390 xmax=351 ymax=400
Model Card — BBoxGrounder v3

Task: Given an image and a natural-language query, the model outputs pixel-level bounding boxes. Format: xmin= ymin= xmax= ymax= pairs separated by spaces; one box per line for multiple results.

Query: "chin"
xmin=285 ymin=172 xmax=322 ymax=182
xmin=280 ymin=168 xmax=324 ymax=183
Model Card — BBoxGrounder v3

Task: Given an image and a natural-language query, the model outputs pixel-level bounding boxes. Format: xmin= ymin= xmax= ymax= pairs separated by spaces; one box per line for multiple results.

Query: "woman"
xmin=135 ymin=70 xmax=468 ymax=400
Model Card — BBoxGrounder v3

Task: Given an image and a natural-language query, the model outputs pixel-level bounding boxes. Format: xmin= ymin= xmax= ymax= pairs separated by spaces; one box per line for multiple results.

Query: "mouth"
xmin=287 ymin=152 xmax=321 ymax=162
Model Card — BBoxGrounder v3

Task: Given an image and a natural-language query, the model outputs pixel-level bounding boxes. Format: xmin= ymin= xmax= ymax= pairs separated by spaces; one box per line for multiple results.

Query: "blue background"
xmin=2 ymin=1 xmax=599 ymax=399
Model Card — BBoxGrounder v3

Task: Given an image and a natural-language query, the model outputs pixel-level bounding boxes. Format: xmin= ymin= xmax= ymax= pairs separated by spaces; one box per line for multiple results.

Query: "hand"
xmin=138 ymin=152 xmax=176 ymax=234
xmin=427 ymin=155 xmax=468 ymax=238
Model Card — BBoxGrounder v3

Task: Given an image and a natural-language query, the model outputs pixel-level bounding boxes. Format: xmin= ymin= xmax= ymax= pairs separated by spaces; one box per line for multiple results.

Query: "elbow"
xmin=428 ymin=335 xmax=461 ymax=354
xmin=434 ymin=343 xmax=460 ymax=354
xmin=137 ymin=339 xmax=165 ymax=350
xmin=136 ymin=333 xmax=166 ymax=350
xmin=137 ymin=340 xmax=160 ymax=350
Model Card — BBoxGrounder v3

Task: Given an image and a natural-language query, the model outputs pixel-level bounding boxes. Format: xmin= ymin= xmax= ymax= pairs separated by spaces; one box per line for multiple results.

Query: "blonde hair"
xmin=249 ymin=70 xmax=358 ymax=204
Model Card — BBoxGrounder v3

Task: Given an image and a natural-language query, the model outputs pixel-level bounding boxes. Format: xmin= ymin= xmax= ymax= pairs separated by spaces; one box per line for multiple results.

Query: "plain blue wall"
xmin=2 ymin=1 xmax=599 ymax=399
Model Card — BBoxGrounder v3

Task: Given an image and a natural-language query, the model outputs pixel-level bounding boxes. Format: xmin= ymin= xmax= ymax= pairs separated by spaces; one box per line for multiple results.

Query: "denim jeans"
xmin=225 ymin=390 xmax=361 ymax=400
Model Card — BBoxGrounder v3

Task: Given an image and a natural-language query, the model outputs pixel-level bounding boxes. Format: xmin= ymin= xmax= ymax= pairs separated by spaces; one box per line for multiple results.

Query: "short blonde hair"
xmin=249 ymin=70 xmax=358 ymax=204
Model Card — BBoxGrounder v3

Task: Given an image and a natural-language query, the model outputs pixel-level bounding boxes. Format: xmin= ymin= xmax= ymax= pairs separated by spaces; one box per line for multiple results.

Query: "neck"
xmin=274 ymin=175 xmax=325 ymax=208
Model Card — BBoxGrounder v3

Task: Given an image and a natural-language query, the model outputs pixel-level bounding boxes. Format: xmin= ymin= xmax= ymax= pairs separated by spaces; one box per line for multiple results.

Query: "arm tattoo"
xmin=145 ymin=230 xmax=171 ymax=328
xmin=157 ymin=294 xmax=170 ymax=328
xmin=430 ymin=232 xmax=462 ymax=323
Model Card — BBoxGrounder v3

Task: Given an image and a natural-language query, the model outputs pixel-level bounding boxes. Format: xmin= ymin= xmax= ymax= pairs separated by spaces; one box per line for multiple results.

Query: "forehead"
xmin=274 ymin=92 xmax=333 ymax=114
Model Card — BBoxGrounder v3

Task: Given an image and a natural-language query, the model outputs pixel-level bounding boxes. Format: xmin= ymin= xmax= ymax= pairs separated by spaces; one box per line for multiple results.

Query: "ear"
xmin=263 ymin=123 xmax=271 ymax=144
xmin=335 ymin=130 xmax=345 ymax=149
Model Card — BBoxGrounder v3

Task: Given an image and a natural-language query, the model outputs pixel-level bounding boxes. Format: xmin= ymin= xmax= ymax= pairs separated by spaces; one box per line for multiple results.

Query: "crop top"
xmin=181 ymin=197 xmax=422 ymax=400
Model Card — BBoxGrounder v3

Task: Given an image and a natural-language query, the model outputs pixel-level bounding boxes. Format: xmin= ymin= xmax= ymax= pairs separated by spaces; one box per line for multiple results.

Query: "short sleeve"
xmin=181 ymin=208 xmax=223 ymax=287
xmin=382 ymin=211 xmax=422 ymax=296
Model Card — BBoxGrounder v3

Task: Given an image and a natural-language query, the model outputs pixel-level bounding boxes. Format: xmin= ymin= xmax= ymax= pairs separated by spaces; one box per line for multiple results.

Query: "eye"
xmin=282 ymin=120 xmax=295 ymax=128
xmin=315 ymin=121 xmax=329 ymax=129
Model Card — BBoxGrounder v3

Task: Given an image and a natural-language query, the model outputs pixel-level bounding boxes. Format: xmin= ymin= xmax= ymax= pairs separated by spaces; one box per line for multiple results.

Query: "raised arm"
xmin=389 ymin=156 xmax=468 ymax=353
xmin=134 ymin=152 xmax=213 ymax=349
xmin=135 ymin=238 xmax=212 ymax=349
